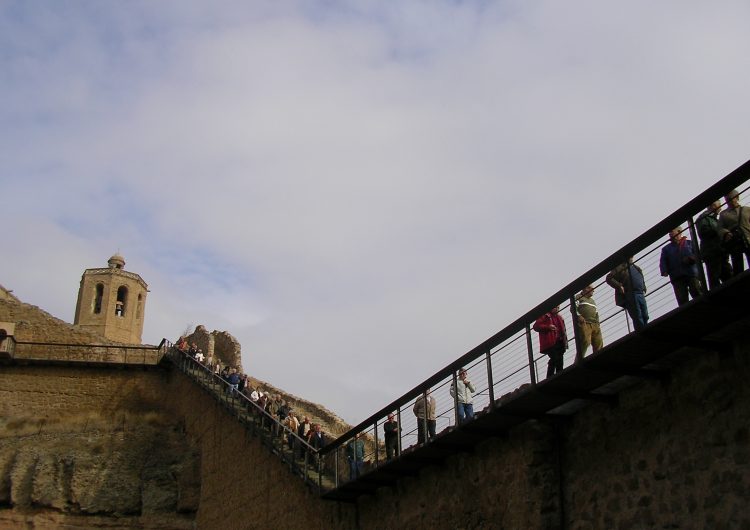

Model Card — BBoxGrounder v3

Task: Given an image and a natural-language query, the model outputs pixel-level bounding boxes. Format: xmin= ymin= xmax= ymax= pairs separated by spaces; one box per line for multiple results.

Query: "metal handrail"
xmin=9 ymin=340 xmax=164 ymax=364
xmin=164 ymin=345 xmax=330 ymax=492
xmin=320 ymin=159 xmax=750 ymax=455
xmin=13 ymin=340 xmax=159 ymax=349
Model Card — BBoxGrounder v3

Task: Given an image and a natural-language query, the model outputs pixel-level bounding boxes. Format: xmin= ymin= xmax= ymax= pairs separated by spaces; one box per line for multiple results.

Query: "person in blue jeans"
xmin=606 ymin=257 xmax=649 ymax=331
xmin=660 ymin=227 xmax=704 ymax=306
xmin=450 ymin=368 xmax=475 ymax=424
xmin=346 ymin=434 xmax=365 ymax=480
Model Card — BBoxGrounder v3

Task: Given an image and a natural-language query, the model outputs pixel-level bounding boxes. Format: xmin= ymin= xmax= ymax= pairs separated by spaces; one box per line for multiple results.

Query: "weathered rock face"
xmin=185 ymin=325 xmax=242 ymax=371
xmin=249 ymin=378 xmax=351 ymax=439
xmin=0 ymin=412 xmax=199 ymax=529
xmin=182 ymin=325 xmax=351 ymax=436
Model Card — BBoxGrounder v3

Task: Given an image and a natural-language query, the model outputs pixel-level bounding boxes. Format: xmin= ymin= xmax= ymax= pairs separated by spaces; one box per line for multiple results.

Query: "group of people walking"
xmin=534 ymin=188 xmax=749 ymax=379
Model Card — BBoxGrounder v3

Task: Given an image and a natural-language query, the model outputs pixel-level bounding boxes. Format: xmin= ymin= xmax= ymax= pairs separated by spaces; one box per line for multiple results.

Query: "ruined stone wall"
xmin=186 ymin=326 xmax=242 ymax=371
xmin=0 ymin=297 xmax=117 ymax=345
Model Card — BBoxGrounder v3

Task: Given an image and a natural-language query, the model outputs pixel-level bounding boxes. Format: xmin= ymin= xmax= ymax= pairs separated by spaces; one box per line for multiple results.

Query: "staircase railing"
xmin=164 ymin=344 xmax=338 ymax=494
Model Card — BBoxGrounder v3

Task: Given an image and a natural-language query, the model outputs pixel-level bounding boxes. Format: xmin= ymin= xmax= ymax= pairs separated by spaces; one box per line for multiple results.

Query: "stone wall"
xmin=0 ymin=362 xmax=354 ymax=529
xmin=159 ymin=372 xmax=355 ymax=529
xmin=0 ymin=366 xmax=199 ymax=529
xmin=352 ymin=343 xmax=750 ymax=530
xmin=0 ymin=297 xmax=117 ymax=345
xmin=357 ymin=421 xmax=559 ymax=529
xmin=562 ymin=342 xmax=750 ymax=529
xmin=0 ymin=343 xmax=746 ymax=529
xmin=2 ymin=283 xmax=748 ymax=528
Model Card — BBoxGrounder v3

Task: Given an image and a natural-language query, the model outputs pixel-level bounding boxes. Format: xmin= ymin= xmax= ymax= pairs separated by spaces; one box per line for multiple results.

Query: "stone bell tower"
xmin=73 ymin=253 xmax=148 ymax=344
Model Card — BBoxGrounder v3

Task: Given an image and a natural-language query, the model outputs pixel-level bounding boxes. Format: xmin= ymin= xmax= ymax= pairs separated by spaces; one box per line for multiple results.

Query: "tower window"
xmin=116 ymin=286 xmax=128 ymax=317
xmin=93 ymin=284 xmax=104 ymax=314
xmin=136 ymin=294 xmax=143 ymax=319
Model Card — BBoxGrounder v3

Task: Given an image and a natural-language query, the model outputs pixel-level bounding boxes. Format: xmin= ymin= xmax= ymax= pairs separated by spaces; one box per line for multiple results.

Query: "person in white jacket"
xmin=450 ymin=368 xmax=476 ymax=424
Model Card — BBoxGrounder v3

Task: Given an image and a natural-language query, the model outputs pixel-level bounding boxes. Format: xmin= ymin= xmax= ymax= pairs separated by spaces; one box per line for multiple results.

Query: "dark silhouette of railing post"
xmin=373 ymin=421 xmax=379 ymax=467
xmin=525 ymin=325 xmax=537 ymax=385
xmin=687 ymin=216 xmax=709 ymax=291
xmin=485 ymin=349 xmax=495 ymax=408
xmin=452 ymin=371 xmax=460 ymax=426
xmin=396 ymin=409 xmax=403 ymax=456
xmin=334 ymin=449 xmax=339 ymax=488
xmin=570 ymin=294 xmax=583 ymax=363
xmin=421 ymin=389 xmax=429 ymax=444
xmin=319 ymin=454 xmax=324 ymax=493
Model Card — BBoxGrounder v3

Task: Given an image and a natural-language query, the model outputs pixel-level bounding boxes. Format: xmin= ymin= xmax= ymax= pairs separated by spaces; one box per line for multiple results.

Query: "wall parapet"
xmin=8 ymin=340 xmax=166 ymax=366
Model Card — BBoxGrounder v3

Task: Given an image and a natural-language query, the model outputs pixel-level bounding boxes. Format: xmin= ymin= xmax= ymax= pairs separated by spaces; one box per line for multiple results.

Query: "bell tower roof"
xmin=108 ymin=253 xmax=126 ymax=269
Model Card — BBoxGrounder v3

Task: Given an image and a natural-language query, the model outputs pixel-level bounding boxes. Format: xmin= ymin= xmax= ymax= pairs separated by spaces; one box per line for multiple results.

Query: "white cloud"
xmin=1 ymin=0 xmax=749 ymax=422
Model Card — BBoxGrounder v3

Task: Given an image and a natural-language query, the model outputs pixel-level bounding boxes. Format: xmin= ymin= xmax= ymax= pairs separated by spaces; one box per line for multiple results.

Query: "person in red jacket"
xmin=533 ymin=306 xmax=568 ymax=378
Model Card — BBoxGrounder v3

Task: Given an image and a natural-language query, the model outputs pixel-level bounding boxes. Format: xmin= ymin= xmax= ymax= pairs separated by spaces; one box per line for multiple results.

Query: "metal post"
xmin=396 ymin=409 xmax=403 ymax=457
xmin=570 ymin=294 xmax=583 ymax=363
xmin=334 ymin=449 xmax=339 ymax=488
xmin=319 ymin=453 xmax=324 ymax=493
xmin=485 ymin=349 xmax=495 ymax=408
xmin=525 ymin=325 xmax=537 ymax=386
xmin=421 ymin=390 xmax=429 ymax=444
xmin=687 ymin=216 xmax=709 ymax=291
xmin=624 ymin=260 xmax=634 ymax=334
xmin=373 ymin=421 xmax=379 ymax=467
xmin=304 ymin=447 xmax=309 ymax=485
xmin=452 ymin=371 xmax=460 ymax=427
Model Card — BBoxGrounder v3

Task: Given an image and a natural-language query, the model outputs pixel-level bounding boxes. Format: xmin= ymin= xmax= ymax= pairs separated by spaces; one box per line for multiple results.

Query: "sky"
xmin=1 ymin=0 xmax=749 ymax=424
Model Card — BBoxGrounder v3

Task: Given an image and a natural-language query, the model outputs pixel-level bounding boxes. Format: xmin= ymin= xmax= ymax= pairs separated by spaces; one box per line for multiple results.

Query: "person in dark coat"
xmin=660 ymin=227 xmax=704 ymax=306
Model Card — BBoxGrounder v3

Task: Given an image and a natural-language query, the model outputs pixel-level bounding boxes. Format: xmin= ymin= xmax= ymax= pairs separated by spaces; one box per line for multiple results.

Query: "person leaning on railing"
xmin=346 ymin=433 xmax=365 ymax=480
xmin=533 ymin=305 xmax=568 ymax=378
xmin=575 ymin=285 xmax=603 ymax=361
xmin=606 ymin=257 xmax=649 ymax=331
xmin=660 ymin=227 xmax=704 ymax=306
xmin=383 ymin=413 xmax=400 ymax=459
xmin=719 ymin=189 xmax=750 ymax=275
xmin=697 ymin=201 xmax=733 ymax=290
xmin=450 ymin=369 xmax=475 ymax=424
xmin=413 ymin=391 xmax=437 ymax=443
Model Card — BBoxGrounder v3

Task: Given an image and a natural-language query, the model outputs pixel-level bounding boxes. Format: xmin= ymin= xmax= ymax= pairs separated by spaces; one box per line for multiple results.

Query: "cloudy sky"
xmin=1 ymin=0 xmax=748 ymax=423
